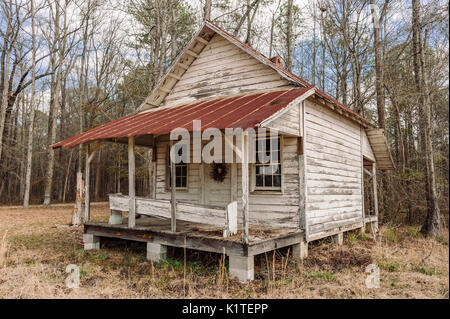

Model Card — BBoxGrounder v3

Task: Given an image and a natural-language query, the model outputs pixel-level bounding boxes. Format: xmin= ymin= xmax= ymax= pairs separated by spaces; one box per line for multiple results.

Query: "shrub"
xmin=304 ymin=271 xmax=336 ymax=281
xmin=385 ymin=228 xmax=397 ymax=244
xmin=415 ymin=266 xmax=437 ymax=276
xmin=407 ymin=227 xmax=423 ymax=239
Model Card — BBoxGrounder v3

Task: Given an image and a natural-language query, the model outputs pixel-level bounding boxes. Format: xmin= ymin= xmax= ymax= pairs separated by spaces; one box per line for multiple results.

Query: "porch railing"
xmin=108 ymin=193 xmax=237 ymax=237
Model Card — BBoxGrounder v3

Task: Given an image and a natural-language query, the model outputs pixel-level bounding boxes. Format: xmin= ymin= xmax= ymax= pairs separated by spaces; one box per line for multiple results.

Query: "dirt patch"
xmin=305 ymin=247 xmax=373 ymax=272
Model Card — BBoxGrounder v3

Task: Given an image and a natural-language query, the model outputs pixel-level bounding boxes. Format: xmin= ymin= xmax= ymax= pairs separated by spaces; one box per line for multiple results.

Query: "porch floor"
xmin=84 ymin=216 xmax=303 ymax=257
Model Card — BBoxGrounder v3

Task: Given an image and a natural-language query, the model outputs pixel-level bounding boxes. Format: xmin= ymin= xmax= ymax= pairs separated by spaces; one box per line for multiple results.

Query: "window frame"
xmin=165 ymin=144 xmax=189 ymax=191
xmin=253 ymin=135 xmax=283 ymax=192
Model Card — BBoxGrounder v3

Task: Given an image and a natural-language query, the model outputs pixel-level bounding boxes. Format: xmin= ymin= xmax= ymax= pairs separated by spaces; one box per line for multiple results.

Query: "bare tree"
xmin=269 ymin=0 xmax=282 ymax=57
xmin=412 ymin=0 xmax=444 ymax=237
xmin=286 ymin=0 xmax=294 ymax=72
xmin=23 ymin=0 xmax=37 ymax=208
xmin=203 ymin=0 xmax=212 ymax=20
xmin=0 ymin=0 xmax=19 ymax=165
xmin=370 ymin=0 xmax=390 ymax=128
xmin=232 ymin=0 xmax=261 ymax=37
xmin=43 ymin=0 xmax=67 ymax=207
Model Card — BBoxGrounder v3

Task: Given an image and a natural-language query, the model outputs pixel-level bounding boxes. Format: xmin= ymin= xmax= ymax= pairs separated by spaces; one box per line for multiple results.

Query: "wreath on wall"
xmin=210 ymin=163 xmax=228 ymax=183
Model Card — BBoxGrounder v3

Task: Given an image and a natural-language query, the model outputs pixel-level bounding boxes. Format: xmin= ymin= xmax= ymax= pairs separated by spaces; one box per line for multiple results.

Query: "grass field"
xmin=0 ymin=203 xmax=448 ymax=299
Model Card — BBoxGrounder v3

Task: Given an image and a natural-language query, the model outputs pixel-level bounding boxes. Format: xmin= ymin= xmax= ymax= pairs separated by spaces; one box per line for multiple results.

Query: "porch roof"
xmin=51 ymin=88 xmax=313 ymax=148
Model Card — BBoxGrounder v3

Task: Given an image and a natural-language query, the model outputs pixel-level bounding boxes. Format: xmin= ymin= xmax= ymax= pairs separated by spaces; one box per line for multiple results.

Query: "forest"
xmin=0 ymin=0 xmax=448 ymax=238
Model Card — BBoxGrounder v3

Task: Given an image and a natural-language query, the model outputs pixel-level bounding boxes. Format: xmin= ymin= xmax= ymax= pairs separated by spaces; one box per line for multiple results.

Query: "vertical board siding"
xmin=163 ymin=33 xmax=292 ymax=106
xmin=304 ymin=100 xmax=363 ymax=239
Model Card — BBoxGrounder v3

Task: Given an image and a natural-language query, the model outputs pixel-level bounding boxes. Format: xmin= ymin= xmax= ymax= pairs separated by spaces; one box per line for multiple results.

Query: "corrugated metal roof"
xmin=51 ymin=88 xmax=312 ymax=148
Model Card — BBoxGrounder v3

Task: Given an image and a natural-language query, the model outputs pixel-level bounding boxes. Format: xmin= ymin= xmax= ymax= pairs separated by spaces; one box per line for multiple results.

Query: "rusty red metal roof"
xmin=51 ymin=88 xmax=312 ymax=148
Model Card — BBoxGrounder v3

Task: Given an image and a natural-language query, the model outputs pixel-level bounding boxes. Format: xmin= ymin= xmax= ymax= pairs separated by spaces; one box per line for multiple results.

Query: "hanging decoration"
xmin=210 ymin=163 xmax=228 ymax=183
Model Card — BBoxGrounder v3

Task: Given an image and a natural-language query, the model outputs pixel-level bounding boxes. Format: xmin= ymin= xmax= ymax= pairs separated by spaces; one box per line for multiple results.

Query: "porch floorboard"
xmin=84 ymin=216 xmax=302 ymax=257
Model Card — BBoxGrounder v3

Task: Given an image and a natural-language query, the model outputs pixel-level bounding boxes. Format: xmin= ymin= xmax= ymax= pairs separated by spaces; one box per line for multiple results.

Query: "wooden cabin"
xmin=52 ymin=21 xmax=394 ymax=282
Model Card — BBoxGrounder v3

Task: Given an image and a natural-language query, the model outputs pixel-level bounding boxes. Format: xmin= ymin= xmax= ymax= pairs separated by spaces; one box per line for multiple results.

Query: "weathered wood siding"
xmin=154 ymin=135 xmax=300 ymax=229
xmin=262 ymin=104 xmax=300 ymax=136
xmin=155 ymin=140 xmax=201 ymax=204
xmin=244 ymin=136 xmax=300 ymax=228
xmin=304 ymin=99 xmax=364 ymax=241
xmin=163 ymin=33 xmax=293 ymax=107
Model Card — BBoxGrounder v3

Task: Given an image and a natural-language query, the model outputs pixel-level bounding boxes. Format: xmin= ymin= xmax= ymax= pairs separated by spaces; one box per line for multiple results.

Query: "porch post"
xmin=128 ymin=136 xmax=136 ymax=228
xmin=84 ymin=144 xmax=97 ymax=223
xmin=147 ymin=147 xmax=153 ymax=198
xmin=241 ymin=131 xmax=249 ymax=245
xmin=84 ymin=145 xmax=90 ymax=222
xmin=148 ymin=135 xmax=156 ymax=199
xmin=170 ymin=140 xmax=177 ymax=232
xmin=360 ymin=127 xmax=365 ymax=232
xmin=372 ymin=162 xmax=379 ymax=222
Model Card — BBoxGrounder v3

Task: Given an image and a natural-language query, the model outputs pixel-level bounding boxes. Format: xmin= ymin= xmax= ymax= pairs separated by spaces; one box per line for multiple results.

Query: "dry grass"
xmin=0 ymin=203 xmax=448 ymax=299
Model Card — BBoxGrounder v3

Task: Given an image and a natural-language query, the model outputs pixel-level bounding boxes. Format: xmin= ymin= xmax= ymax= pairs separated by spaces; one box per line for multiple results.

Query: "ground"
xmin=0 ymin=203 xmax=448 ymax=299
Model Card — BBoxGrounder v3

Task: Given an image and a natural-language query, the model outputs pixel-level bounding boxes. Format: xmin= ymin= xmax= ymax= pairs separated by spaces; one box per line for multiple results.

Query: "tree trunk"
xmin=312 ymin=1 xmax=316 ymax=85
xmin=370 ymin=0 xmax=386 ymax=128
xmin=203 ymin=0 xmax=212 ymax=21
xmin=0 ymin=6 xmax=13 ymax=164
xmin=412 ymin=0 xmax=444 ymax=237
xmin=269 ymin=0 xmax=279 ymax=57
xmin=75 ymin=0 xmax=90 ymax=222
xmin=43 ymin=1 xmax=62 ymax=207
xmin=23 ymin=0 xmax=37 ymax=209
xmin=286 ymin=0 xmax=294 ymax=72
xmin=94 ymin=149 xmax=101 ymax=200
xmin=233 ymin=0 xmax=260 ymax=37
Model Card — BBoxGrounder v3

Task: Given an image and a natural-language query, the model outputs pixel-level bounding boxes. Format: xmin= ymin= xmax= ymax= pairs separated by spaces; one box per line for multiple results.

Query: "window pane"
xmin=261 ymin=165 xmax=272 ymax=175
xmin=176 ymin=177 xmax=182 ymax=187
xmin=257 ymin=151 xmax=270 ymax=163
xmin=181 ymin=177 xmax=187 ymax=187
xmin=271 ymin=151 xmax=280 ymax=162
xmin=256 ymin=165 xmax=264 ymax=175
xmin=272 ymin=164 xmax=281 ymax=174
xmin=256 ymin=175 xmax=263 ymax=187
xmin=176 ymin=166 xmax=182 ymax=176
xmin=264 ymin=175 xmax=272 ymax=187
xmin=273 ymin=175 xmax=281 ymax=187
xmin=254 ymin=137 xmax=281 ymax=189
xmin=270 ymin=138 xmax=279 ymax=151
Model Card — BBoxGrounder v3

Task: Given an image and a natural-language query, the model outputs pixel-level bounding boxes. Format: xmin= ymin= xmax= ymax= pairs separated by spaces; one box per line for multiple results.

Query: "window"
xmin=255 ymin=136 xmax=281 ymax=190
xmin=166 ymin=145 xmax=188 ymax=189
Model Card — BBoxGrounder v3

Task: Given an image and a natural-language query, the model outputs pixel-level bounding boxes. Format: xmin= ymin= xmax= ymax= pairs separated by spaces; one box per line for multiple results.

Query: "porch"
xmin=84 ymin=195 xmax=305 ymax=282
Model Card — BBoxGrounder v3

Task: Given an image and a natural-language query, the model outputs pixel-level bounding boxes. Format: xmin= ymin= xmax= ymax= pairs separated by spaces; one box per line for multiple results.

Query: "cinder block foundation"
xmin=333 ymin=232 xmax=344 ymax=245
xmin=228 ymin=255 xmax=254 ymax=283
xmin=108 ymin=210 xmax=123 ymax=225
xmin=146 ymin=242 xmax=167 ymax=262
xmin=371 ymin=221 xmax=379 ymax=233
xmin=292 ymin=238 xmax=308 ymax=260
xmin=83 ymin=234 xmax=100 ymax=250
